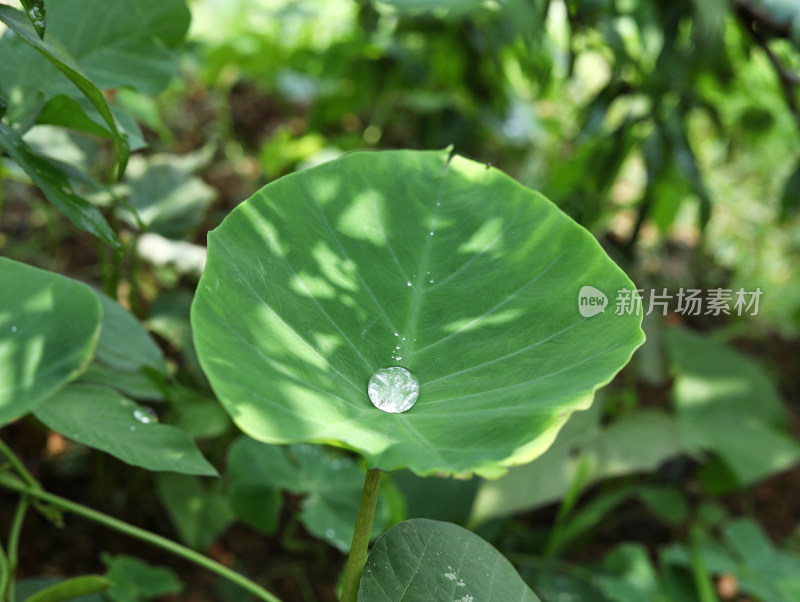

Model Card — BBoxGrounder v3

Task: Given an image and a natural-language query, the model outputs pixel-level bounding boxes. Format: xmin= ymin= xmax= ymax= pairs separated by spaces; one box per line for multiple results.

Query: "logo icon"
xmin=578 ymin=286 xmax=607 ymax=317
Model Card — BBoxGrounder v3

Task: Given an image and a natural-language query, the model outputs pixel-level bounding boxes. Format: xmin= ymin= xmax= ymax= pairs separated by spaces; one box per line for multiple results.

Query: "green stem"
xmin=689 ymin=526 xmax=719 ymax=602
xmin=6 ymin=495 xmax=28 ymax=602
xmin=340 ymin=468 xmax=381 ymax=602
xmin=0 ymin=440 xmax=39 ymax=490
xmin=0 ymin=474 xmax=282 ymax=602
xmin=0 ymin=541 xmax=9 ymax=602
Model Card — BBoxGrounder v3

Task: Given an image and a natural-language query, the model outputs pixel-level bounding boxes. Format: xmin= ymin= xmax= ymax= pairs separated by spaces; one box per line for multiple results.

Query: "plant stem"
xmin=0 ymin=440 xmax=39 ymax=490
xmin=0 ymin=541 xmax=9 ymax=601
xmin=0 ymin=474 xmax=282 ymax=602
xmin=6 ymin=495 xmax=28 ymax=602
xmin=689 ymin=526 xmax=719 ymax=602
xmin=340 ymin=468 xmax=381 ymax=602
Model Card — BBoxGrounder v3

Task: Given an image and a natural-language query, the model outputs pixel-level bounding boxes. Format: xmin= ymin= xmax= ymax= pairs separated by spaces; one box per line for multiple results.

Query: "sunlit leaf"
xmin=192 ymin=149 xmax=644 ymax=476
xmin=0 ymin=257 xmax=101 ymax=426
xmin=0 ymin=4 xmax=129 ymax=177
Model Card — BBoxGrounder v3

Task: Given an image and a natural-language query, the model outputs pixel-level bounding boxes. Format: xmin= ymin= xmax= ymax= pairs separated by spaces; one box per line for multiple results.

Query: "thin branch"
xmin=734 ymin=0 xmax=800 ymax=130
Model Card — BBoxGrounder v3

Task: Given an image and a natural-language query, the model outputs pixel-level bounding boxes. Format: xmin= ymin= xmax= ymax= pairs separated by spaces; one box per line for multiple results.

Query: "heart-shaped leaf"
xmin=191 ymin=149 xmax=644 ymax=476
xmin=358 ymin=518 xmax=541 ymax=601
xmin=0 ymin=257 xmax=101 ymax=426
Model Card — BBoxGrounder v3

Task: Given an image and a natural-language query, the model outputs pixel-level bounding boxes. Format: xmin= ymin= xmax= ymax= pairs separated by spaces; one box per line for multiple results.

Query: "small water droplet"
xmin=436 ymin=201 xmax=441 ymax=206
xmin=402 ymin=337 xmax=406 ymax=341
xmin=429 ymin=279 xmax=434 ymax=284
xmin=394 ymin=332 xmax=399 ymax=336
xmin=395 ymin=346 xmax=401 ymax=349
xmin=406 ymin=282 xmax=412 ymax=287
xmin=429 ymin=231 xmax=434 ymax=236
xmin=129 ymin=426 xmax=136 ymax=432
xmin=325 ymin=528 xmax=335 ymax=539
xmin=395 ymin=356 xmax=402 ymax=360
xmin=133 ymin=406 xmax=159 ymax=424
xmin=10 ymin=326 xmax=17 ymax=332
xmin=368 ymin=367 xmax=420 ymax=414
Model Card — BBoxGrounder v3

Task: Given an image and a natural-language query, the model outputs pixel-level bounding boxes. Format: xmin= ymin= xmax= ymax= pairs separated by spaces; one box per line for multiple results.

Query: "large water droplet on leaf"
xmin=368 ymin=367 xmax=420 ymax=414
xmin=133 ymin=406 xmax=158 ymax=424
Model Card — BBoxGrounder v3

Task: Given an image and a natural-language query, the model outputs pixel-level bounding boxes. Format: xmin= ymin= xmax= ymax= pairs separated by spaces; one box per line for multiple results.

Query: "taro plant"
xmin=190 ymin=147 xmax=645 ymax=600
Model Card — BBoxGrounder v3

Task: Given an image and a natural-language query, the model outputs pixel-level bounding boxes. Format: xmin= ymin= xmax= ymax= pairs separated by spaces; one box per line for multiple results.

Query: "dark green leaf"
xmin=155 ymin=474 xmax=234 ymax=549
xmin=19 ymin=0 xmax=46 ymax=38
xmin=227 ymin=438 xmax=390 ymax=551
xmin=34 ymin=384 xmax=218 ymax=475
xmin=93 ymin=292 xmax=166 ymax=374
xmin=358 ymin=518 xmax=541 ymax=601
xmin=102 ymin=553 xmax=183 ymax=602
xmin=0 ymin=123 xmax=119 ymax=248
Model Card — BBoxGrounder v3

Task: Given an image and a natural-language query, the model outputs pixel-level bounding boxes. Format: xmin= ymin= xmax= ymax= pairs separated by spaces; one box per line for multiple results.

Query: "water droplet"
xmin=395 ymin=356 xmax=402 ymax=360
xmin=394 ymin=332 xmax=399 ymax=336
xmin=402 ymin=337 xmax=406 ymax=341
xmin=429 ymin=231 xmax=434 ymax=236
xmin=367 ymin=367 xmax=420 ymax=414
xmin=429 ymin=279 xmax=434 ymax=284
xmin=129 ymin=426 xmax=136 ymax=432
xmin=406 ymin=281 xmax=412 ymax=287
xmin=395 ymin=345 xmax=401 ymax=349
xmin=325 ymin=528 xmax=335 ymax=539
xmin=10 ymin=326 xmax=17 ymax=332
xmin=133 ymin=406 xmax=158 ymax=424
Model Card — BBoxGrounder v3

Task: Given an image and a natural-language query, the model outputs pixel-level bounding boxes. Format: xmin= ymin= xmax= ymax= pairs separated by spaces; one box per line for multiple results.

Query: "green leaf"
xmin=17 ymin=578 xmax=105 ymax=602
xmin=226 ymin=437 xmax=390 ymax=551
xmin=358 ymin=518 xmax=541 ymax=601
xmin=155 ymin=474 xmax=234 ymax=549
xmin=393 ymin=470 xmax=478 ymax=524
xmin=0 ymin=123 xmax=120 ymax=248
xmin=596 ymin=543 xmax=659 ymax=602
xmin=37 ymin=96 xmax=146 ymax=152
xmin=469 ymin=408 xmax=680 ymax=524
xmin=0 ymin=257 xmax=101 ymax=426
xmin=93 ymin=292 xmax=166 ymax=374
xmin=78 ymin=364 xmax=164 ymax=401
xmin=168 ymin=387 xmax=231 ymax=439
xmin=122 ymin=152 xmax=216 ymax=238
xmin=20 ymin=0 xmax=46 ymax=39
xmin=33 ymin=384 xmax=217 ymax=476
xmin=24 ymin=576 xmax=110 ymax=602
xmin=666 ymin=328 xmax=800 ymax=485
xmin=191 ymin=149 xmax=644 ymax=477
xmin=0 ymin=0 xmax=190 ymax=109
xmin=102 ymin=553 xmax=183 ymax=602
xmin=0 ymin=4 xmax=129 ymax=177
